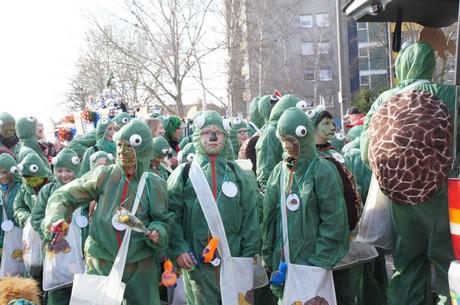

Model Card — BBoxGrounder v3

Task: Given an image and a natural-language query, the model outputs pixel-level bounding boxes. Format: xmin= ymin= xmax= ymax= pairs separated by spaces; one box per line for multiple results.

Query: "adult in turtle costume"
xmin=0 ymin=154 xmax=22 ymax=254
xmin=149 ymin=136 xmax=172 ymax=181
xmin=262 ymin=107 xmax=349 ymax=300
xmin=160 ymin=115 xmax=183 ymax=169
xmin=256 ymin=94 xmax=304 ymax=191
xmin=247 ymin=97 xmax=263 ymax=137
xmin=112 ymin=112 xmax=132 ymax=131
xmin=228 ymin=116 xmax=249 ymax=160
xmin=0 ymin=112 xmax=19 ymax=156
xmin=167 ymin=110 xmax=260 ymax=305
xmin=41 ymin=120 xmax=174 ymax=305
xmin=79 ymin=118 xmax=117 ymax=176
xmin=360 ymin=42 xmax=458 ymax=305
xmin=15 ymin=116 xmax=50 ymax=169
xmin=67 ymin=130 xmax=96 ymax=159
xmin=30 ymin=148 xmax=80 ymax=305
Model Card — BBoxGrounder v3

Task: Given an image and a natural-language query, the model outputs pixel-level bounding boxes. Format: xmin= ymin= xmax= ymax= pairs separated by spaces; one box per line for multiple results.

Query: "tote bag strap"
xmin=279 ymin=167 xmax=291 ymax=264
xmin=188 ymin=160 xmax=231 ymax=258
xmin=107 ymin=172 xmax=147 ymax=280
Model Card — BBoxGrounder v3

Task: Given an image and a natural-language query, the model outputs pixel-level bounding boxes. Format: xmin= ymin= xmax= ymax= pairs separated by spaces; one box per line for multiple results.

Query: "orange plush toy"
xmin=0 ymin=276 xmax=42 ymax=305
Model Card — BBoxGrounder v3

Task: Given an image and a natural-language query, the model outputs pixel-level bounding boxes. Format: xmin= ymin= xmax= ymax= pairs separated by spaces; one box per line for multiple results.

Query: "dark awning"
xmin=343 ymin=0 xmax=458 ymax=27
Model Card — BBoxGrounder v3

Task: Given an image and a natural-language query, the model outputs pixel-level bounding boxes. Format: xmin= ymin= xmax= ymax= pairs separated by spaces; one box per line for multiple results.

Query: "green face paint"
xmin=316 ymin=118 xmax=335 ymax=143
xmin=200 ymin=125 xmax=226 ymax=156
xmin=23 ymin=176 xmax=46 ymax=188
xmin=117 ymin=140 xmax=137 ymax=169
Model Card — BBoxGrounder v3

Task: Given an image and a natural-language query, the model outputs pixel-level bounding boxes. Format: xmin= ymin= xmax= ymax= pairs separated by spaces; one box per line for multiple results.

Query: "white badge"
xmin=75 ymin=215 xmax=89 ymax=228
xmin=332 ymin=151 xmax=345 ymax=164
xmin=112 ymin=213 xmax=127 ymax=231
xmin=222 ymin=181 xmax=238 ymax=198
xmin=286 ymin=194 xmax=300 ymax=211
xmin=1 ymin=220 xmax=14 ymax=232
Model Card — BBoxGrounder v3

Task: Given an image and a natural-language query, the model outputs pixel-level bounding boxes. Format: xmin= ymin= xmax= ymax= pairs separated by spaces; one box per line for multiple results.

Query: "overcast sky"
xmin=0 ymin=0 xmax=92 ymax=123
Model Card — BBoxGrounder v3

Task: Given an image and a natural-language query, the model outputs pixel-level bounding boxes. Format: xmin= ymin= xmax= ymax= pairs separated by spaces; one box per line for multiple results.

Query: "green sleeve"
xmin=13 ymin=186 xmax=31 ymax=228
xmin=31 ymin=183 xmax=55 ymax=239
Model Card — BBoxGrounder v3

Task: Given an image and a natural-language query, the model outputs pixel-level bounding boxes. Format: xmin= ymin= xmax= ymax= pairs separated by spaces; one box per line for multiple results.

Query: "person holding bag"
xmin=41 ymin=120 xmax=174 ymax=305
xmin=167 ymin=110 xmax=260 ymax=305
xmin=262 ymin=107 xmax=349 ymax=303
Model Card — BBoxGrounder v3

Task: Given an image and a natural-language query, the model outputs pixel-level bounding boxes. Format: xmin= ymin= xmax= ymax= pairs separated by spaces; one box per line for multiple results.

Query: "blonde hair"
xmin=142 ymin=118 xmax=164 ymax=138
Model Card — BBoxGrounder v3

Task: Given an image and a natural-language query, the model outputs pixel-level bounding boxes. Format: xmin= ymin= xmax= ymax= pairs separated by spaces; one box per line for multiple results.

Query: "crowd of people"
xmin=0 ymin=41 xmax=457 ymax=305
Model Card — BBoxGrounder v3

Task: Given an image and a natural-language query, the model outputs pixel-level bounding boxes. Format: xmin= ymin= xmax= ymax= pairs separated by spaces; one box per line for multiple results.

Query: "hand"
xmin=176 ymin=252 xmax=194 ymax=271
xmin=265 ymin=266 xmax=273 ymax=274
xmin=49 ymin=219 xmax=69 ymax=244
xmin=147 ymin=230 xmax=160 ymax=243
xmin=169 ymin=156 xmax=178 ymax=167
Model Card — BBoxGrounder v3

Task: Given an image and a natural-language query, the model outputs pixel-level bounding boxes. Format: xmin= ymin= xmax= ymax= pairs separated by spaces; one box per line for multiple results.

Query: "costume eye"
xmin=16 ymin=164 xmax=24 ymax=172
xmin=51 ymin=157 xmax=58 ymax=165
xmin=71 ymin=156 xmax=80 ymax=165
xmin=296 ymin=100 xmax=308 ymax=110
xmin=122 ymin=118 xmax=130 ymax=124
xmin=316 ymin=105 xmax=326 ymax=112
xmin=107 ymin=153 xmax=114 ymax=161
xmin=295 ymin=126 xmax=307 ymax=137
xmin=187 ymin=153 xmax=195 ymax=161
xmin=162 ymin=147 xmax=171 ymax=155
xmin=306 ymin=109 xmax=315 ymax=118
xmin=10 ymin=166 xmax=18 ymax=174
xmin=162 ymin=115 xmax=170 ymax=120
xmin=29 ymin=164 xmax=39 ymax=173
xmin=194 ymin=115 xmax=205 ymax=129
xmin=100 ymin=118 xmax=109 ymax=125
xmin=89 ymin=153 xmax=97 ymax=162
xmin=129 ymin=134 xmax=142 ymax=147
xmin=336 ymin=133 xmax=346 ymax=141
xmin=0 ymin=120 xmax=3 ymax=127
xmin=27 ymin=116 xmax=36 ymax=122
xmin=233 ymin=118 xmax=242 ymax=125
xmin=222 ymin=119 xmax=232 ymax=131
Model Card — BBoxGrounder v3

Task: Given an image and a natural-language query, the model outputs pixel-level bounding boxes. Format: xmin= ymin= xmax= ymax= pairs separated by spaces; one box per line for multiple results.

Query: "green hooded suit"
xmin=167 ymin=110 xmax=260 ymax=305
xmin=360 ymin=42 xmax=458 ymax=305
xmin=41 ymin=120 xmax=174 ymax=305
xmin=262 ymin=107 xmax=349 ymax=299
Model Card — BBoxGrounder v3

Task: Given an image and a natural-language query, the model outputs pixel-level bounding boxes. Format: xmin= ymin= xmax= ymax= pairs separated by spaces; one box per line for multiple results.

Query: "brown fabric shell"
xmin=368 ymin=90 xmax=452 ymax=205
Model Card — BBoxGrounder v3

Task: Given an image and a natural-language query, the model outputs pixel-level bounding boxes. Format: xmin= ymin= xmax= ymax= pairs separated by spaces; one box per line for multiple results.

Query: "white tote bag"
xmin=22 ymin=219 xmax=43 ymax=276
xmin=189 ymin=161 xmax=255 ymax=305
xmin=43 ymin=218 xmax=85 ymax=291
xmin=69 ymin=173 xmax=147 ymax=305
xmin=0 ymin=202 xmax=25 ymax=277
xmin=279 ymin=168 xmax=337 ymax=305
xmin=356 ymin=173 xmax=393 ymax=250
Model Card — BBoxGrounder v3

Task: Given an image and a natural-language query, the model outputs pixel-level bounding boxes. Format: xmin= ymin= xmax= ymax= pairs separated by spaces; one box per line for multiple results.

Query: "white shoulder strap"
xmin=188 ymin=160 xmax=232 ymax=259
xmin=279 ymin=167 xmax=290 ymax=264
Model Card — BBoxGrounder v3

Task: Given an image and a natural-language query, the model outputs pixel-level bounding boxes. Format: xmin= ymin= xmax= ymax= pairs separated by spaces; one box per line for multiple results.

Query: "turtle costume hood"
xmin=112 ymin=112 xmax=132 ymax=130
xmin=15 ymin=116 xmax=49 ymax=167
xmin=160 ymin=115 xmax=182 ymax=142
xmin=151 ymin=136 xmax=172 ymax=160
xmin=268 ymin=94 xmax=303 ymax=126
xmin=248 ymin=97 xmax=263 ymax=129
xmin=95 ymin=117 xmax=116 ymax=156
xmin=277 ymin=107 xmax=316 ymax=159
xmin=13 ymin=150 xmax=53 ymax=181
xmin=89 ymin=150 xmax=115 ymax=170
xmin=395 ymin=42 xmax=435 ymax=87
xmin=0 ymin=112 xmax=19 ymax=149
xmin=51 ymin=148 xmax=81 ymax=177
xmin=192 ymin=110 xmax=231 ymax=159
xmin=113 ymin=120 xmax=154 ymax=174
xmin=258 ymin=95 xmax=274 ymax=125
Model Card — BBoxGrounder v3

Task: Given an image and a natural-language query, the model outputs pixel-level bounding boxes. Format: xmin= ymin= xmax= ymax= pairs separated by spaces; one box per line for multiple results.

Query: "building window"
xmin=357 ymin=22 xmax=368 ymax=30
xmin=318 ymin=42 xmax=330 ymax=54
xmin=358 ymin=47 xmax=369 ymax=58
xmin=304 ymin=70 xmax=315 ymax=81
xmin=299 ymin=15 xmax=313 ymax=28
xmin=320 ymin=94 xmax=334 ymax=108
xmin=316 ymin=13 xmax=329 ymax=27
xmin=360 ymin=75 xmax=370 ymax=87
xmin=319 ymin=69 xmax=332 ymax=81
xmin=301 ymin=42 xmax=315 ymax=56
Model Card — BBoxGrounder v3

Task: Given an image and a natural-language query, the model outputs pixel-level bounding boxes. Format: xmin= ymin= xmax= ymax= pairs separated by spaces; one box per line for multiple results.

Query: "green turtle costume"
xmin=15 ymin=116 xmax=50 ymax=169
xmin=89 ymin=150 xmax=115 ymax=170
xmin=41 ymin=120 xmax=174 ymax=305
xmin=247 ymin=97 xmax=263 ymax=137
xmin=149 ymin=136 xmax=172 ymax=181
xmin=79 ymin=118 xmax=116 ymax=176
xmin=262 ymin=107 xmax=349 ymax=299
xmin=160 ymin=115 xmax=182 ymax=158
xmin=167 ymin=110 xmax=260 ymax=305
xmin=256 ymin=94 xmax=303 ymax=190
xmin=30 ymin=148 xmax=80 ymax=305
xmin=0 ymin=112 xmax=19 ymax=156
xmin=0 ymin=154 xmax=22 ymax=250
xmin=112 ymin=112 xmax=132 ymax=131
xmin=228 ymin=116 xmax=248 ymax=160
xmin=360 ymin=42 xmax=458 ymax=305
xmin=67 ymin=130 xmax=96 ymax=159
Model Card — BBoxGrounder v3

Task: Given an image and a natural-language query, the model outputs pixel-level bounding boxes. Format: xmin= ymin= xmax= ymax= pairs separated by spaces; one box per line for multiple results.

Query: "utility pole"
xmin=336 ymin=0 xmax=346 ymax=130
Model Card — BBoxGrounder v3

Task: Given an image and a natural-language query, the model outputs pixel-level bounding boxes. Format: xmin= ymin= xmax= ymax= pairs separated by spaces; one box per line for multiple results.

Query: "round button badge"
xmin=1 ymin=220 xmax=14 ymax=232
xmin=112 ymin=214 xmax=127 ymax=231
xmin=222 ymin=181 xmax=238 ymax=198
xmin=286 ymin=194 xmax=300 ymax=211
xmin=75 ymin=215 xmax=89 ymax=228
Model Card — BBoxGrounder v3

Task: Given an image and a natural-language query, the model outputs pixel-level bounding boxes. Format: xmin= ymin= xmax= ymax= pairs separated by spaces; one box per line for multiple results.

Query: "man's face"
xmin=0 ymin=121 xmax=16 ymax=138
xmin=36 ymin=122 xmax=44 ymax=140
xmin=237 ymin=128 xmax=248 ymax=145
xmin=200 ymin=125 xmax=226 ymax=156
xmin=117 ymin=140 xmax=137 ymax=169
xmin=280 ymin=135 xmax=300 ymax=158
xmin=0 ymin=168 xmax=13 ymax=185
xmin=104 ymin=124 xmax=117 ymax=142
xmin=56 ymin=168 xmax=75 ymax=185
xmin=315 ymin=118 xmax=336 ymax=143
